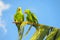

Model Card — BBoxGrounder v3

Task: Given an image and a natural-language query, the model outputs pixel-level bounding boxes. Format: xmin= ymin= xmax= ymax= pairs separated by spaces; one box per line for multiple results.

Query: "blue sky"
xmin=0 ymin=0 xmax=60 ymax=40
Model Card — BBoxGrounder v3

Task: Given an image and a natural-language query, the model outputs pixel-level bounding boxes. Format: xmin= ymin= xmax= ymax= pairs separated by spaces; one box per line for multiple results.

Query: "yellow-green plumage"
xmin=24 ymin=9 xmax=39 ymax=36
xmin=14 ymin=7 xmax=24 ymax=23
xmin=14 ymin=7 xmax=24 ymax=40
xmin=24 ymin=9 xmax=38 ymax=24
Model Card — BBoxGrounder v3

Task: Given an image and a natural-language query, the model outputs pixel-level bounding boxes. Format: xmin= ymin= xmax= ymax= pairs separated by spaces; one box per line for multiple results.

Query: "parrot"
xmin=24 ymin=9 xmax=39 ymax=36
xmin=24 ymin=9 xmax=38 ymax=24
xmin=14 ymin=7 xmax=24 ymax=40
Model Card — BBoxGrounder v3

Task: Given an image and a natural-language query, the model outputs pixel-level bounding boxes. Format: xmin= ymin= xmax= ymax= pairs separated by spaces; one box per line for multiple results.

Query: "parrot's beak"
xmin=24 ymin=11 xmax=27 ymax=14
xmin=18 ymin=8 xmax=20 ymax=11
xmin=18 ymin=7 xmax=21 ymax=11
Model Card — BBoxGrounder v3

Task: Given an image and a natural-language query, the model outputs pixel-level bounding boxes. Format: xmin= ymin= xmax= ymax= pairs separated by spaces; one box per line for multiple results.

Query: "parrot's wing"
xmin=31 ymin=13 xmax=38 ymax=24
xmin=26 ymin=16 xmax=33 ymax=22
xmin=22 ymin=14 xmax=24 ymax=21
xmin=31 ymin=13 xmax=37 ymax=20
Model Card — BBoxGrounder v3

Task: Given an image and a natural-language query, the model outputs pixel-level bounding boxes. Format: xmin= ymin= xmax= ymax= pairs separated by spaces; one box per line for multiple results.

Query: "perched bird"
xmin=24 ymin=9 xmax=38 ymax=24
xmin=14 ymin=7 xmax=24 ymax=40
xmin=24 ymin=9 xmax=39 ymax=36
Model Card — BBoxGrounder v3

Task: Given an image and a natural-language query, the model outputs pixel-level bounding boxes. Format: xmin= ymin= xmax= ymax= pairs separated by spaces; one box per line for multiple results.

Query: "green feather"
xmin=24 ymin=9 xmax=39 ymax=36
xmin=14 ymin=7 xmax=24 ymax=40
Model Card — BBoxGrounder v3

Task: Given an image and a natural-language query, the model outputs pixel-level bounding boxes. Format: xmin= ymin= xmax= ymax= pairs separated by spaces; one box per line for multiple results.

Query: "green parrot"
xmin=14 ymin=7 xmax=24 ymax=40
xmin=24 ymin=9 xmax=39 ymax=36
xmin=24 ymin=9 xmax=38 ymax=24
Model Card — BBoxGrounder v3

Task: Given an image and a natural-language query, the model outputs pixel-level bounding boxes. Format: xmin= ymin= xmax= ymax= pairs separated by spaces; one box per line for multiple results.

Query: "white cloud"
xmin=0 ymin=1 xmax=10 ymax=33
xmin=0 ymin=18 xmax=7 ymax=33
xmin=0 ymin=11 xmax=2 ymax=16
xmin=0 ymin=1 xmax=10 ymax=16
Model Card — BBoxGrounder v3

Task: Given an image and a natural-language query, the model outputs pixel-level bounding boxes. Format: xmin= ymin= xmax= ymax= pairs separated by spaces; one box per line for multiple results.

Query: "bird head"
xmin=17 ymin=7 xmax=21 ymax=11
xmin=24 ymin=9 xmax=30 ymax=14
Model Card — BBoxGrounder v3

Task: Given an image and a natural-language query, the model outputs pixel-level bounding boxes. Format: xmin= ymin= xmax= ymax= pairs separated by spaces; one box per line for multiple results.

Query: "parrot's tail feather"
xmin=18 ymin=27 xmax=24 ymax=40
xmin=24 ymin=25 xmax=32 ymax=37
